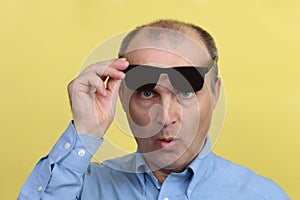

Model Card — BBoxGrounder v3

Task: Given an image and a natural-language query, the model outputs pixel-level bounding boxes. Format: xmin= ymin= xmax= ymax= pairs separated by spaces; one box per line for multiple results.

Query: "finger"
xmin=106 ymin=77 xmax=121 ymax=94
xmin=96 ymin=66 xmax=126 ymax=81
xmin=88 ymin=75 xmax=107 ymax=96
xmin=67 ymin=80 xmax=76 ymax=105
xmin=84 ymin=58 xmax=128 ymax=81
xmin=106 ymin=77 xmax=122 ymax=107
xmin=101 ymin=58 xmax=129 ymax=71
xmin=76 ymin=72 xmax=107 ymax=96
xmin=109 ymin=58 xmax=129 ymax=70
xmin=86 ymin=58 xmax=128 ymax=74
xmin=80 ymin=58 xmax=127 ymax=77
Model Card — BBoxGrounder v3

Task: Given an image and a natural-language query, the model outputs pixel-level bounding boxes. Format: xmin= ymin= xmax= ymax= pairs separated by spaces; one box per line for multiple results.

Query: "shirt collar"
xmin=103 ymin=137 xmax=214 ymax=195
xmin=134 ymin=137 xmax=214 ymax=195
xmin=186 ymin=138 xmax=215 ymax=192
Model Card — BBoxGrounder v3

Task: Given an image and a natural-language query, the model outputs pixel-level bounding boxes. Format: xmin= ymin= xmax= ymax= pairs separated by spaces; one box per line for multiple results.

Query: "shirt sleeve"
xmin=17 ymin=122 xmax=103 ymax=200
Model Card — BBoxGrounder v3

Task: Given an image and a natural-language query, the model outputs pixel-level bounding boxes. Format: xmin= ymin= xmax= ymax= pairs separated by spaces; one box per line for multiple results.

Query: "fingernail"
xmin=120 ymin=73 xmax=126 ymax=79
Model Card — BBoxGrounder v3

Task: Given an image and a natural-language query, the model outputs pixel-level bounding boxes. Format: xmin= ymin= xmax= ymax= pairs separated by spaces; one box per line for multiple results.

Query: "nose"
xmin=160 ymin=95 xmax=181 ymax=127
xmin=154 ymin=75 xmax=181 ymax=127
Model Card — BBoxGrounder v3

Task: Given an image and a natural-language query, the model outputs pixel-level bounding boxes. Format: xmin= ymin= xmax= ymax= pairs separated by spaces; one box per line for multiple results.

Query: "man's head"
xmin=119 ymin=19 xmax=221 ymax=172
xmin=119 ymin=19 xmax=219 ymax=91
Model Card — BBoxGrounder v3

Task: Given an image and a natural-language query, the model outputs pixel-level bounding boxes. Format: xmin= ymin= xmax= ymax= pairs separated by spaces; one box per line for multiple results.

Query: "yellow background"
xmin=1 ymin=0 xmax=299 ymax=199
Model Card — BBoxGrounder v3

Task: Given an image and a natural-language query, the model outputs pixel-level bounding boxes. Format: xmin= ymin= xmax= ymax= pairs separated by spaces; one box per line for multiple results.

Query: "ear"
xmin=212 ymin=78 xmax=221 ymax=110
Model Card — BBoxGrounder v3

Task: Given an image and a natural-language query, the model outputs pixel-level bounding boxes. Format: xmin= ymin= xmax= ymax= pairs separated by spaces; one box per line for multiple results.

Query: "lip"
xmin=156 ymin=137 xmax=177 ymax=150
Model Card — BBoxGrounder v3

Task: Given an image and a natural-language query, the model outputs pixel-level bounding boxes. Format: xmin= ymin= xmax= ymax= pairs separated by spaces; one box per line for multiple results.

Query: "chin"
xmin=144 ymin=150 xmax=187 ymax=171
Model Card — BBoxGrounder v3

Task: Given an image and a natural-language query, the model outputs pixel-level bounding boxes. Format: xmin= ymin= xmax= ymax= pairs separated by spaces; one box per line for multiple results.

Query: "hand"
xmin=67 ymin=58 xmax=129 ymax=138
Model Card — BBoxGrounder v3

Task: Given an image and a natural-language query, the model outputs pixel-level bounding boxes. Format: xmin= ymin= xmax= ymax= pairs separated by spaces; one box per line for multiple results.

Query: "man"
xmin=18 ymin=19 xmax=289 ymax=199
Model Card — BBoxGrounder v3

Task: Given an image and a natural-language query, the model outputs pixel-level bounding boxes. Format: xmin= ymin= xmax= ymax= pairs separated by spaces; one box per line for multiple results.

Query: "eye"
xmin=179 ymin=91 xmax=194 ymax=99
xmin=140 ymin=90 xmax=154 ymax=99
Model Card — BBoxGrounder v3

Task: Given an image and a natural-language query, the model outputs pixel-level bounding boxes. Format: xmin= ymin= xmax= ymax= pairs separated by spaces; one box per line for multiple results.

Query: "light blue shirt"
xmin=18 ymin=122 xmax=290 ymax=200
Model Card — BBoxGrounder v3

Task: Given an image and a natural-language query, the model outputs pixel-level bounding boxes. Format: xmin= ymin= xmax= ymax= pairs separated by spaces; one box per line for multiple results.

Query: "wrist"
xmin=72 ymin=120 xmax=104 ymax=139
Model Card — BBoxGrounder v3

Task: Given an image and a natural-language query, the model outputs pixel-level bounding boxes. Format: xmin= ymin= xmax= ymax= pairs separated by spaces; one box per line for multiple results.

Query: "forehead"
xmin=123 ymin=27 xmax=211 ymax=67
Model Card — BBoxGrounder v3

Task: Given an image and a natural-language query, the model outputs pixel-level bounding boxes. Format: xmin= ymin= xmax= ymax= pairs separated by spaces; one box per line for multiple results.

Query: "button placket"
xmin=187 ymin=188 xmax=192 ymax=198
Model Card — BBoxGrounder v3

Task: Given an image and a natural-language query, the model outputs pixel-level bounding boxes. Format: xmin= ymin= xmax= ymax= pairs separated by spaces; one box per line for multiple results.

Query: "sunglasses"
xmin=123 ymin=57 xmax=217 ymax=92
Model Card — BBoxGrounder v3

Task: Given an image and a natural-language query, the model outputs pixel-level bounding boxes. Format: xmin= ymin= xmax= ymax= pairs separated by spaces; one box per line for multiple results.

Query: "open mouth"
xmin=157 ymin=138 xmax=177 ymax=149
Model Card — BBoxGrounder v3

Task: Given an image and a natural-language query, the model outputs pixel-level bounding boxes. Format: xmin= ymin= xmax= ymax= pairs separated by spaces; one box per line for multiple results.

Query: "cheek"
xmin=128 ymin=97 xmax=151 ymax=126
xmin=180 ymin=103 xmax=202 ymax=143
xmin=181 ymin=85 xmax=213 ymax=136
xmin=197 ymin=88 xmax=213 ymax=132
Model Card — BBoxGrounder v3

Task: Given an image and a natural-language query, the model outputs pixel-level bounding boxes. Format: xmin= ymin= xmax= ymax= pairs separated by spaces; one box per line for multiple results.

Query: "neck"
xmin=153 ymin=169 xmax=171 ymax=184
xmin=149 ymin=152 xmax=199 ymax=184
xmin=146 ymin=139 xmax=207 ymax=184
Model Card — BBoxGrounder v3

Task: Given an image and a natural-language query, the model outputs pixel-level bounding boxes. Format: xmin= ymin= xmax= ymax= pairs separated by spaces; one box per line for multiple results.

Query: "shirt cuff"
xmin=48 ymin=122 xmax=103 ymax=174
xmin=78 ymin=134 xmax=103 ymax=155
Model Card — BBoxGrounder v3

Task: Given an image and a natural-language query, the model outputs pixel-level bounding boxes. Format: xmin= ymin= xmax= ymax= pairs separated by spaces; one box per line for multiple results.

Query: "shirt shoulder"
xmin=84 ymin=153 xmax=143 ymax=186
xmin=212 ymin=153 xmax=289 ymax=200
xmin=81 ymin=157 xmax=145 ymax=199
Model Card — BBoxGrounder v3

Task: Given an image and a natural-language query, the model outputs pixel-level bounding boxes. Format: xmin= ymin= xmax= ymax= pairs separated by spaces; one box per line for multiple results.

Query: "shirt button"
xmin=78 ymin=149 xmax=86 ymax=157
xmin=37 ymin=185 xmax=43 ymax=192
xmin=163 ymin=198 xmax=169 ymax=200
xmin=64 ymin=142 xmax=71 ymax=150
xmin=187 ymin=188 xmax=192 ymax=196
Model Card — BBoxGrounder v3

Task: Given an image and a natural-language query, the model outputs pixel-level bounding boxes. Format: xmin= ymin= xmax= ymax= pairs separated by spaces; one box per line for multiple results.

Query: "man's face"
xmin=120 ymin=33 xmax=219 ymax=172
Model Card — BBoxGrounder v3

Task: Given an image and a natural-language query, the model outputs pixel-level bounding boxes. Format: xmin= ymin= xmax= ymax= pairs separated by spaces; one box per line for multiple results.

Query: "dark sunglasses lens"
xmin=171 ymin=67 xmax=207 ymax=92
xmin=124 ymin=66 xmax=159 ymax=91
xmin=125 ymin=65 xmax=208 ymax=92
